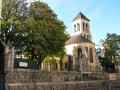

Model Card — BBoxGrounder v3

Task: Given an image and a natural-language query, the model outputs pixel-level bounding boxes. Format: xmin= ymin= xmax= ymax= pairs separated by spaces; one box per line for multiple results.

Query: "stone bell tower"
xmin=72 ymin=12 xmax=92 ymax=41
xmin=64 ymin=12 xmax=102 ymax=72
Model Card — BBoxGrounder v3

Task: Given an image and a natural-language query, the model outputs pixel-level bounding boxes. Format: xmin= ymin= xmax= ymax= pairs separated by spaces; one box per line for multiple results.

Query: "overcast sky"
xmin=29 ymin=0 xmax=120 ymax=46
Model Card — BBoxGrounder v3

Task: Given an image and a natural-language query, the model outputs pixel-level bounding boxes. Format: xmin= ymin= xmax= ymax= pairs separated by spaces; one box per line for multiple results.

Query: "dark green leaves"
xmin=1 ymin=0 xmax=68 ymax=68
xmin=97 ymin=33 xmax=120 ymax=72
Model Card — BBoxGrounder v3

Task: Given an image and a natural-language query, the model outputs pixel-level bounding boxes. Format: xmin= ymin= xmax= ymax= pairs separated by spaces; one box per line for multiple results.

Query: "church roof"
xmin=72 ymin=12 xmax=90 ymax=22
xmin=66 ymin=35 xmax=93 ymax=45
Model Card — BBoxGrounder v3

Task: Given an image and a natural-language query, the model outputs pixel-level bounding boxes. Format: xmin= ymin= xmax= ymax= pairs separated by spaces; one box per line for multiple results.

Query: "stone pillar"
xmin=0 ymin=0 xmax=2 ymax=18
xmin=57 ymin=61 xmax=60 ymax=71
xmin=73 ymin=57 xmax=76 ymax=71
xmin=4 ymin=44 xmax=15 ymax=71
xmin=73 ymin=52 xmax=76 ymax=71
xmin=0 ymin=0 xmax=2 ymax=31
xmin=2 ymin=43 xmax=9 ymax=72
xmin=11 ymin=46 xmax=14 ymax=71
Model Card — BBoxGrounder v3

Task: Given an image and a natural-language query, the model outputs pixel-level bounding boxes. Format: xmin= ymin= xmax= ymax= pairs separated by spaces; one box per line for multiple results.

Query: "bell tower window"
xmin=77 ymin=23 xmax=80 ymax=31
xmin=83 ymin=22 xmax=84 ymax=31
xmin=74 ymin=25 xmax=76 ymax=32
xmin=84 ymin=34 xmax=86 ymax=38
xmin=86 ymin=23 xmax=89 ymax=31
xmin=86 ymin=24 xmax=88 ymax=31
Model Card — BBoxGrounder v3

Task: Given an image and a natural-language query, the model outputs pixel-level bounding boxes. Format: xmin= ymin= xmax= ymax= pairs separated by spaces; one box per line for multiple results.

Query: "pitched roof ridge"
xmin=72 ymin=12 xmax=90 ymax=22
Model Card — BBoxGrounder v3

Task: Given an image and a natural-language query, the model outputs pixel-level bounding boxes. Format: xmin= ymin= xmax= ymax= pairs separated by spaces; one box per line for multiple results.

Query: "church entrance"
xmin=67 ymin=55 xmax=73 ymax=71
xmin=0 ymin=43 xmax=5 ymax=90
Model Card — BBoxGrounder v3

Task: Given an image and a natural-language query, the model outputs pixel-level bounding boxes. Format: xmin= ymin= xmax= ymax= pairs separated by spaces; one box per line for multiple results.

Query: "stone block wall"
xmin=5 ymin=70 xmax=120 ymax=90
xmin=5 ymin=70 xmax=81 ymax=83
xmin=116 ymin=73 xmax=120 ymax=80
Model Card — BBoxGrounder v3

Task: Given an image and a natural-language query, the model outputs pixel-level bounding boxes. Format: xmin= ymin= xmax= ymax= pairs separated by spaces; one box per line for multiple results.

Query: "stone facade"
xmin=6 ymin=70 xmax=81 ymax=83
xmin=62 ymin=12 xmax=101 ymax=73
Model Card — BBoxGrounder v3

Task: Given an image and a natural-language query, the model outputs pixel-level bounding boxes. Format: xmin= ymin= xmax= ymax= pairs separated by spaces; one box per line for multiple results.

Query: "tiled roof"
xmin=66 ymin=35 xmax=92 ymax=45
xmin=72 ymin=12 xmax=90 ymax=22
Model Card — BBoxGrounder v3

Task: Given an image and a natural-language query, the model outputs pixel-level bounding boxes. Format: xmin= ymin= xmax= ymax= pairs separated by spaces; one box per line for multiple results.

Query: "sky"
xmin=29 ymin=0 xmax=120 ymax=46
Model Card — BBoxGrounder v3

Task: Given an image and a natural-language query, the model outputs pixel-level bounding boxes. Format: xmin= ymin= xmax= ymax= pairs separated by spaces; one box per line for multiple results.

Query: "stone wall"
xmin=116 ymin=73 xmax=120 ymax=80
xmin=5 ymin=70 xmax=81 ymax=83
xmin=5 ymin=70 xmax=120 ymax=90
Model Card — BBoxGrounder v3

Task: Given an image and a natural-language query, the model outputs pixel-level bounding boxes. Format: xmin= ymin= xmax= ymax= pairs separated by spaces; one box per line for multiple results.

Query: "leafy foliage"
xmin=97 ymin=33 xmax=120 ymax=72
xmin=1 ymin=0 xmax=28 ymax=43
xmin=1 ymin=0 xmax=68 ymax=69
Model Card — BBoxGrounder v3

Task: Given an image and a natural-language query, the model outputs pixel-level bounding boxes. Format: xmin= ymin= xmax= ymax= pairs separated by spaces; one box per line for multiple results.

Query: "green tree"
xmin=43 ymin=55 xmax=60 ymax=70
xmin=97 ymin=33 xmax=120 ymax=72
xmin=1 ymin=0 xmax=68 ymax=69
xmin=1 ymin=0 xmax=28 ymax=43
xmin=1 ymin=0 xmax=29 ymax=57
xmin=25 ymin=1 xmax=67 ymax=68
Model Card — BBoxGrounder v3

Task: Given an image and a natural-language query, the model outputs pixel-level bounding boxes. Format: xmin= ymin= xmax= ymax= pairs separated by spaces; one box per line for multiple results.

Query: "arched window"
xmin=84 ymin=34 xmax=86 ymax=38
xmin=86 ymin=47 xmax=88 ymax=54
xmin=86 ymin=47 xmax=88 ymax=57
xmin=65 ymin=62 xmax=67 ymax=68
xmin=89 ymin=48 xmax=93 ymax=63
xmin=68 ymin=55 xmax=73 ymax=71
xmin=74 ymin=25 xmax=76 ymax=32
xmin=77 ymin=23 xmax=80 ymax=31
xmin=77 ymin=48 xmax=82 ymax=57
xmin=86 ymin=24 xmax=88 ymax=31
xmin=83 ymin=22 xmax=84 ymax=31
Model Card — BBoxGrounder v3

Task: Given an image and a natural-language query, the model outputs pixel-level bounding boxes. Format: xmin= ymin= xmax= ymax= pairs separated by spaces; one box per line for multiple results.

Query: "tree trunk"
xmin=36 ymin=55 xmax=46 ymax=69
xmin=37 ymin=63 xmax=41 ymax=69
xmin=37 ymin=60 xmax=42 ymax=69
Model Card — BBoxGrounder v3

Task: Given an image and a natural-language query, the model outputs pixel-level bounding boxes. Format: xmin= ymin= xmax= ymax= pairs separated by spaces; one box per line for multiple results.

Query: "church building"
xmin=62 ymin=12 xmax=101 ymax=73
